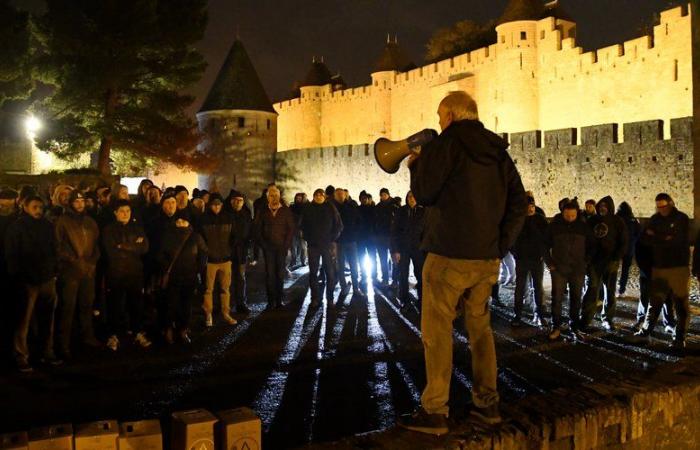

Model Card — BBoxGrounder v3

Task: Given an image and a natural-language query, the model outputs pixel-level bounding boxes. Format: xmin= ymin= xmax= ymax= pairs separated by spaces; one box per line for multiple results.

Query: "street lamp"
xmin=24 ymin=115 xmax=41 ymax=139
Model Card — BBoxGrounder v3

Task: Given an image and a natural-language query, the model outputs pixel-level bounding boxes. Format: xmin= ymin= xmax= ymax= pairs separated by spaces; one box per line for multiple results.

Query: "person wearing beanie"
xmin=47 ymin=184 xmax=74 ymax=223
xmin=5 ymin=195 xmax=62 ymax=372
xmin=198 ymin=192 xmax=237 ymax=327
xmin=357 ymin=190 xmax=377 ymax=284
xmin=55 ymin=190 xmax=101 ymax=358
xmin=101 ymin=199 xmax=151 ymax=351
xmin=374 ymin=187 xmax=397 ymax=286
xmin=544 ymin=198 xmax=596 ymax=341
xmin=226 ymin=189 xmax=253 ymax=313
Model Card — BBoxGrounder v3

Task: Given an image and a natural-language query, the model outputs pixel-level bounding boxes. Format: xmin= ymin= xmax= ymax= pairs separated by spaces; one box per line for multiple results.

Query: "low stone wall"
xmin=303 ymin=357 xmax=700 ymax=450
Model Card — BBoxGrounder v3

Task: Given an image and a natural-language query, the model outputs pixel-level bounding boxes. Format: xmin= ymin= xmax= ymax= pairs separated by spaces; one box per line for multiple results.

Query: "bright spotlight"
xmin=25 ymin=115 xmax=41 ymax=139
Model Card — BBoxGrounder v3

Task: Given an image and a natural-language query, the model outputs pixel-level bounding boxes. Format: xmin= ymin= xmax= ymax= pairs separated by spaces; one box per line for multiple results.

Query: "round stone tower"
xmin=298 ymin=58 xmax=333 ymax=148
xmin=197 ymin=39 xmax=277 ymax=199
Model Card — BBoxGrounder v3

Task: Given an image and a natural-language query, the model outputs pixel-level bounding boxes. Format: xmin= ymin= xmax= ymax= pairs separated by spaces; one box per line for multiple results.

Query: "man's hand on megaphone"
xmin=406 ymin=149 xmax=420 ymax=168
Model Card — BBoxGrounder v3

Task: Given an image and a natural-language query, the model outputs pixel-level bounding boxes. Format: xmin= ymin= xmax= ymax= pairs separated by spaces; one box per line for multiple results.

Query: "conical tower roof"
xmin=373 ymin=37 xmax=416 ymax=73
xmin=300 ymin=59 xmax=333 ymax=87
xmin=497 ymin=0 xmax=574 ymax=25
xmin=199 ymin=39 xmax=275 ymax=114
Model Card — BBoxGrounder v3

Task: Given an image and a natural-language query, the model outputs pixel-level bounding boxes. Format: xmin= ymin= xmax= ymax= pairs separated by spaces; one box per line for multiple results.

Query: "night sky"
xmin=13 ymin=0 xmax=681 ymax=115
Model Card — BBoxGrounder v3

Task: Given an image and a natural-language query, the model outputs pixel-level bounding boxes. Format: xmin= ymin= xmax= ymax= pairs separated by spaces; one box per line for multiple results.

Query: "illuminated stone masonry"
xmin=276 ymin=117 xmax=694 ymax=218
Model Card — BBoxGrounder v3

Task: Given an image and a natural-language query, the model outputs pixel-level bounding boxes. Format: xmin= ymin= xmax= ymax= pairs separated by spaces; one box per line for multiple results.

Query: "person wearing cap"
xmin=544 ymin=198 xmax=596 ymax=341
xmin=374 ymin=187 xmax=397 ymax=287
xmin=55 ymin=190 xmax=102 ymax=358
xmin=254 ymin=184 xmax=295 ymax=308
xmin=301 ymin=188 xmax=343 ymax=306
xmin=227 ymin=189 xmax=253 ymax=313
xmin=5 ymin=195 xmax=63 ymax=372
xmin=510 ymin=195 xmax=548 ymax=328
xmin=198 ymin=193 xmax=237 ymax=327
xmin=632 ymin=193 xmax=690 ymax=351
xmin=101 ymin=199 xmax=151 ymax=351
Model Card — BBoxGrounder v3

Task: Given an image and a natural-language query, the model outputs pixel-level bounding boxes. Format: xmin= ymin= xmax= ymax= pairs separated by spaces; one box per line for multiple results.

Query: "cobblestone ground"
xmin=0 ymin=262 xmax=698 ymax=449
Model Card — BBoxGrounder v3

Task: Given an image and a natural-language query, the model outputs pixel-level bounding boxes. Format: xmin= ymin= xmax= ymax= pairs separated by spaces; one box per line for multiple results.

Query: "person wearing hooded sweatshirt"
xmin=226 ymin=189 xmax=253 ymax=313
xmin=544 ymin=199 xmax=596 ymax=340
xmin=510 ymin=195 xmax=548 ymax=327
xmin=157 ymin=216 xmax=207 ymax=344
xmin=391 ymin=190 xmax=426 ymax=307
xmin=55 ymin=190 xmax=101 ymax=358
xmin=631 ymin=194 xmax=690 ymax=350
xmin=255 ymin=184 xmax=295 ymax=308
xmin=581 ymin=196 xmax=628 ymax=330
xmin=102 ymin=199 xmax=151 ymax=351
xmin=399 ymin=92 xmax=526 ymax=433
xmin=198 ymin=193 xmax=237 ymax=327
xmin=5 ymin=196 xmax=63 ymax=372
xmin=46 ymin=184 xmax=74 ymax=223
xmin=301 ymin=189 xmax=343 ymax=306
xmin=616 ymin=202 xmax=641 ymax=296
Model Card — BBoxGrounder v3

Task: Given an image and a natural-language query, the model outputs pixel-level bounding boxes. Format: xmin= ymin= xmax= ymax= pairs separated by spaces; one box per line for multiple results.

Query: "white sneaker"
xmin=135 ymin=332 xmax=152 ymax=348
xmin=106 ymin=335 xmax=119 ymax=351
xmin=205 ymin=313 xmax=213 ymax=327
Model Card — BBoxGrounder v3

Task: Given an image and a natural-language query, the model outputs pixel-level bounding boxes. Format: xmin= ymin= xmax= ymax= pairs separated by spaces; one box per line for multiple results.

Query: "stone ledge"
xmin=302 ymin=357 xmax=700 ymax=450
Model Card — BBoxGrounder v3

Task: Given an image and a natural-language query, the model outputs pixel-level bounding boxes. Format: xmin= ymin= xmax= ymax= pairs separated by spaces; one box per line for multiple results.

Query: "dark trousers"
xmin=165 ymin=280 xmax=196 ymax=330
xmin=398 ymin=246 xmax=425 ymax=301
xmin=106 ymin=275 xmax=144 ymax=336
xmin=581 ymin=259 xmax=619 ymax=325
xmin=551 ymin=271 xmax=585 ymax=329
xmin=57 ymin=274 xmax=96 ymax=353
xmin=641 ymin=267 xmax=689 ymax=341
xmin=308 ymin=245 xmax=335 ymax=301
xmin=513 ymin=258 xmax=544 ymax=319
xmin=14 ymin=279 xmax=57 ymax=364
xmin=618 ymin=251 xmax=634 ymax=295
xmin=357 ymin=240 xmax=376 ymax=281
xmin=337 ymin=241 xmax=360 ymax=289
xmin=375 ymin=236 xmax=391 ymax=283
xmin=636 ymin=272 xmax=675 ymax=326
xmin=263 ymin=247 xmax=287 ymax=306
xmin=231 ymin=254 xmax=248 ymax=307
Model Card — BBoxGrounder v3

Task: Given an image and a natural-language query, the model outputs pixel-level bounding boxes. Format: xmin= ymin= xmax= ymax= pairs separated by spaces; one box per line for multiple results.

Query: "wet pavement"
xmin=0 ymin=263 xmax=699 ymax=449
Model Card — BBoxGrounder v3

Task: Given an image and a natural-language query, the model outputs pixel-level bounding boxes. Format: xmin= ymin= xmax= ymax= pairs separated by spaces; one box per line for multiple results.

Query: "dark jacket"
xmin=545 ymin=214 xmax=596 ymax=275
xmin=157 ymin=225 xmax=208 ymax=283
xmin=635 ymin=227 xmax=653 ymax=279
xmin=587 ymin=196 xmax=628 ymax=263
xmin=410 ymin=119 xmax=527 ymax=259
xmin=374 ymin=199 xmax=397 ymax=238
xmin=232 ymin=207 xmax=252 ymax=262
xmin=512 ymin=213 xmax=548 ymax=261
xmin=643 ymin=207 xmax=690 ymax=269
xmin=391 ymin=204 xmax=426 ymax=252
xmin=0 ymin=211 xmax=18 ymax=277
xmin=198 ymin=210 xmax=234 ymax=263
xmin=617 ymin=213 xmax=641 ymax=257
xmin=55 ymin=209 xmax=100 ymax=278
xmin=300 ymin=201 xmax=343 ymax=247
xmin=255 ymin=204 xmax=296 ymax=250
xmin=102 ymin=221 xmax=149 ymax=280
xmin=358 ymin=204 xmax=376 ymax=240
xmin=336 ymin=200 xmax=361 ymax=243
xmin=5 ymin=214 xmax=58 ymax=285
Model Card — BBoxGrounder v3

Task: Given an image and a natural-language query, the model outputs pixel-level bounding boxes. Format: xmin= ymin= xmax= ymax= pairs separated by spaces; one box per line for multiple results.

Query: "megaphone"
xmin=373 ymin=129 xmax=438 ymax=174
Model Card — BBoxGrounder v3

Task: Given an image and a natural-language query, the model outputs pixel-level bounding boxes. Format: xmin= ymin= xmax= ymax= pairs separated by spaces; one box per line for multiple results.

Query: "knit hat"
xmin=174 ymin=185 xmax=189 ymax=196
xmin=0 ymin=188 xmax=18 ymax=200
xmin=209 ymin=193 xmax=224 ymax=205
xmin=229 ymin=189 xmax=244 ymax=199
xmin=380 ymin=187 xmax=390 ymax=196
xmin=161 ymin=192 xmax=177 ymax=204
xmin=68 ymin=190 xmax=85 ymax=204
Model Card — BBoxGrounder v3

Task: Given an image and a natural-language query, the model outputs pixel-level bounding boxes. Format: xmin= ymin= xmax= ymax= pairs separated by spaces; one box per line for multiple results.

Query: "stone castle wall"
xmin=276 ymin=117 xmax=694 ymax=218
xmin=274 ymin=5 xmax=692 ymax=152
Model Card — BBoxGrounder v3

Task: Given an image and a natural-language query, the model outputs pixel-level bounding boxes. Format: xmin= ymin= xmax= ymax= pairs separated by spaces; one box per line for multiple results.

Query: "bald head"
xmin=437 ymin=91 xmax=479 ymax=131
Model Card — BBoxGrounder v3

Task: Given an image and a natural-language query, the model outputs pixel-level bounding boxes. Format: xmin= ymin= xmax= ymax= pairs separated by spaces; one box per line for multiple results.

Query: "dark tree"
xmin=0 ymin=0 xmax=33 ymax=106
xmin=34 ymin=0 xmax=208 ymax=175
xmin=425 ymin=20 xmax=496 ymax=63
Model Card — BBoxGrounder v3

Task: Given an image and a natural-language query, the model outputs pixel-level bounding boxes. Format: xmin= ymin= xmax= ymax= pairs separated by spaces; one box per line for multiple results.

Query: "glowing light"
xmin=362 ymin=254 xmax=373 ymax=275
xmin=24 ymin=115 xmax=41 ymax=139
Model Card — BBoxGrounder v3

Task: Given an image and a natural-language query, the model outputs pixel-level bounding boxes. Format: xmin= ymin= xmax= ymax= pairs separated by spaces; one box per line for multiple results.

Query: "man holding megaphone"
xmin=398 ymin=91 xmax=527 ymax=434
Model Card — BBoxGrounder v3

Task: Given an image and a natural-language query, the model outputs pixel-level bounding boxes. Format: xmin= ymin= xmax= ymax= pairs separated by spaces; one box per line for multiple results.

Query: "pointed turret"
xmin=300 ymin=58 xmax=333 ymax=87
xmin=199 ymin=39 xmax=274 ymax=113
xmin=497 ymin=0 xmax=574 ymax=25
xmin=372 ymin=36 xmax=415 ymax=73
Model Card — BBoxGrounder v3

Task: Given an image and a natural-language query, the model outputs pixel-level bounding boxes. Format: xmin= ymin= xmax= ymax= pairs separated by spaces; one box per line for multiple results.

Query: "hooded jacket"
xmin=102 ymin=221 xmax=149 ymax=280
xmin=545 ymin=213 xmax=596 ymax=275
xmin=5 ymin=214 xmax=58 ymax=285
xmin=391 ymin=203 xmax=426 ymax=252
xmin=410 ymin=119 xmax=527 ymax=259
xmin=586 ymin=196 xmax=628 ymax=262
xmin=511 ymin=212 xmax=548 ymax=260
xmin=643 ymin=206 xmax=690 ymax=269
xmin=300 ymin=201 xmax=343 ymax=247
xmin=55 ymin=208 xmax=100 ymax=278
